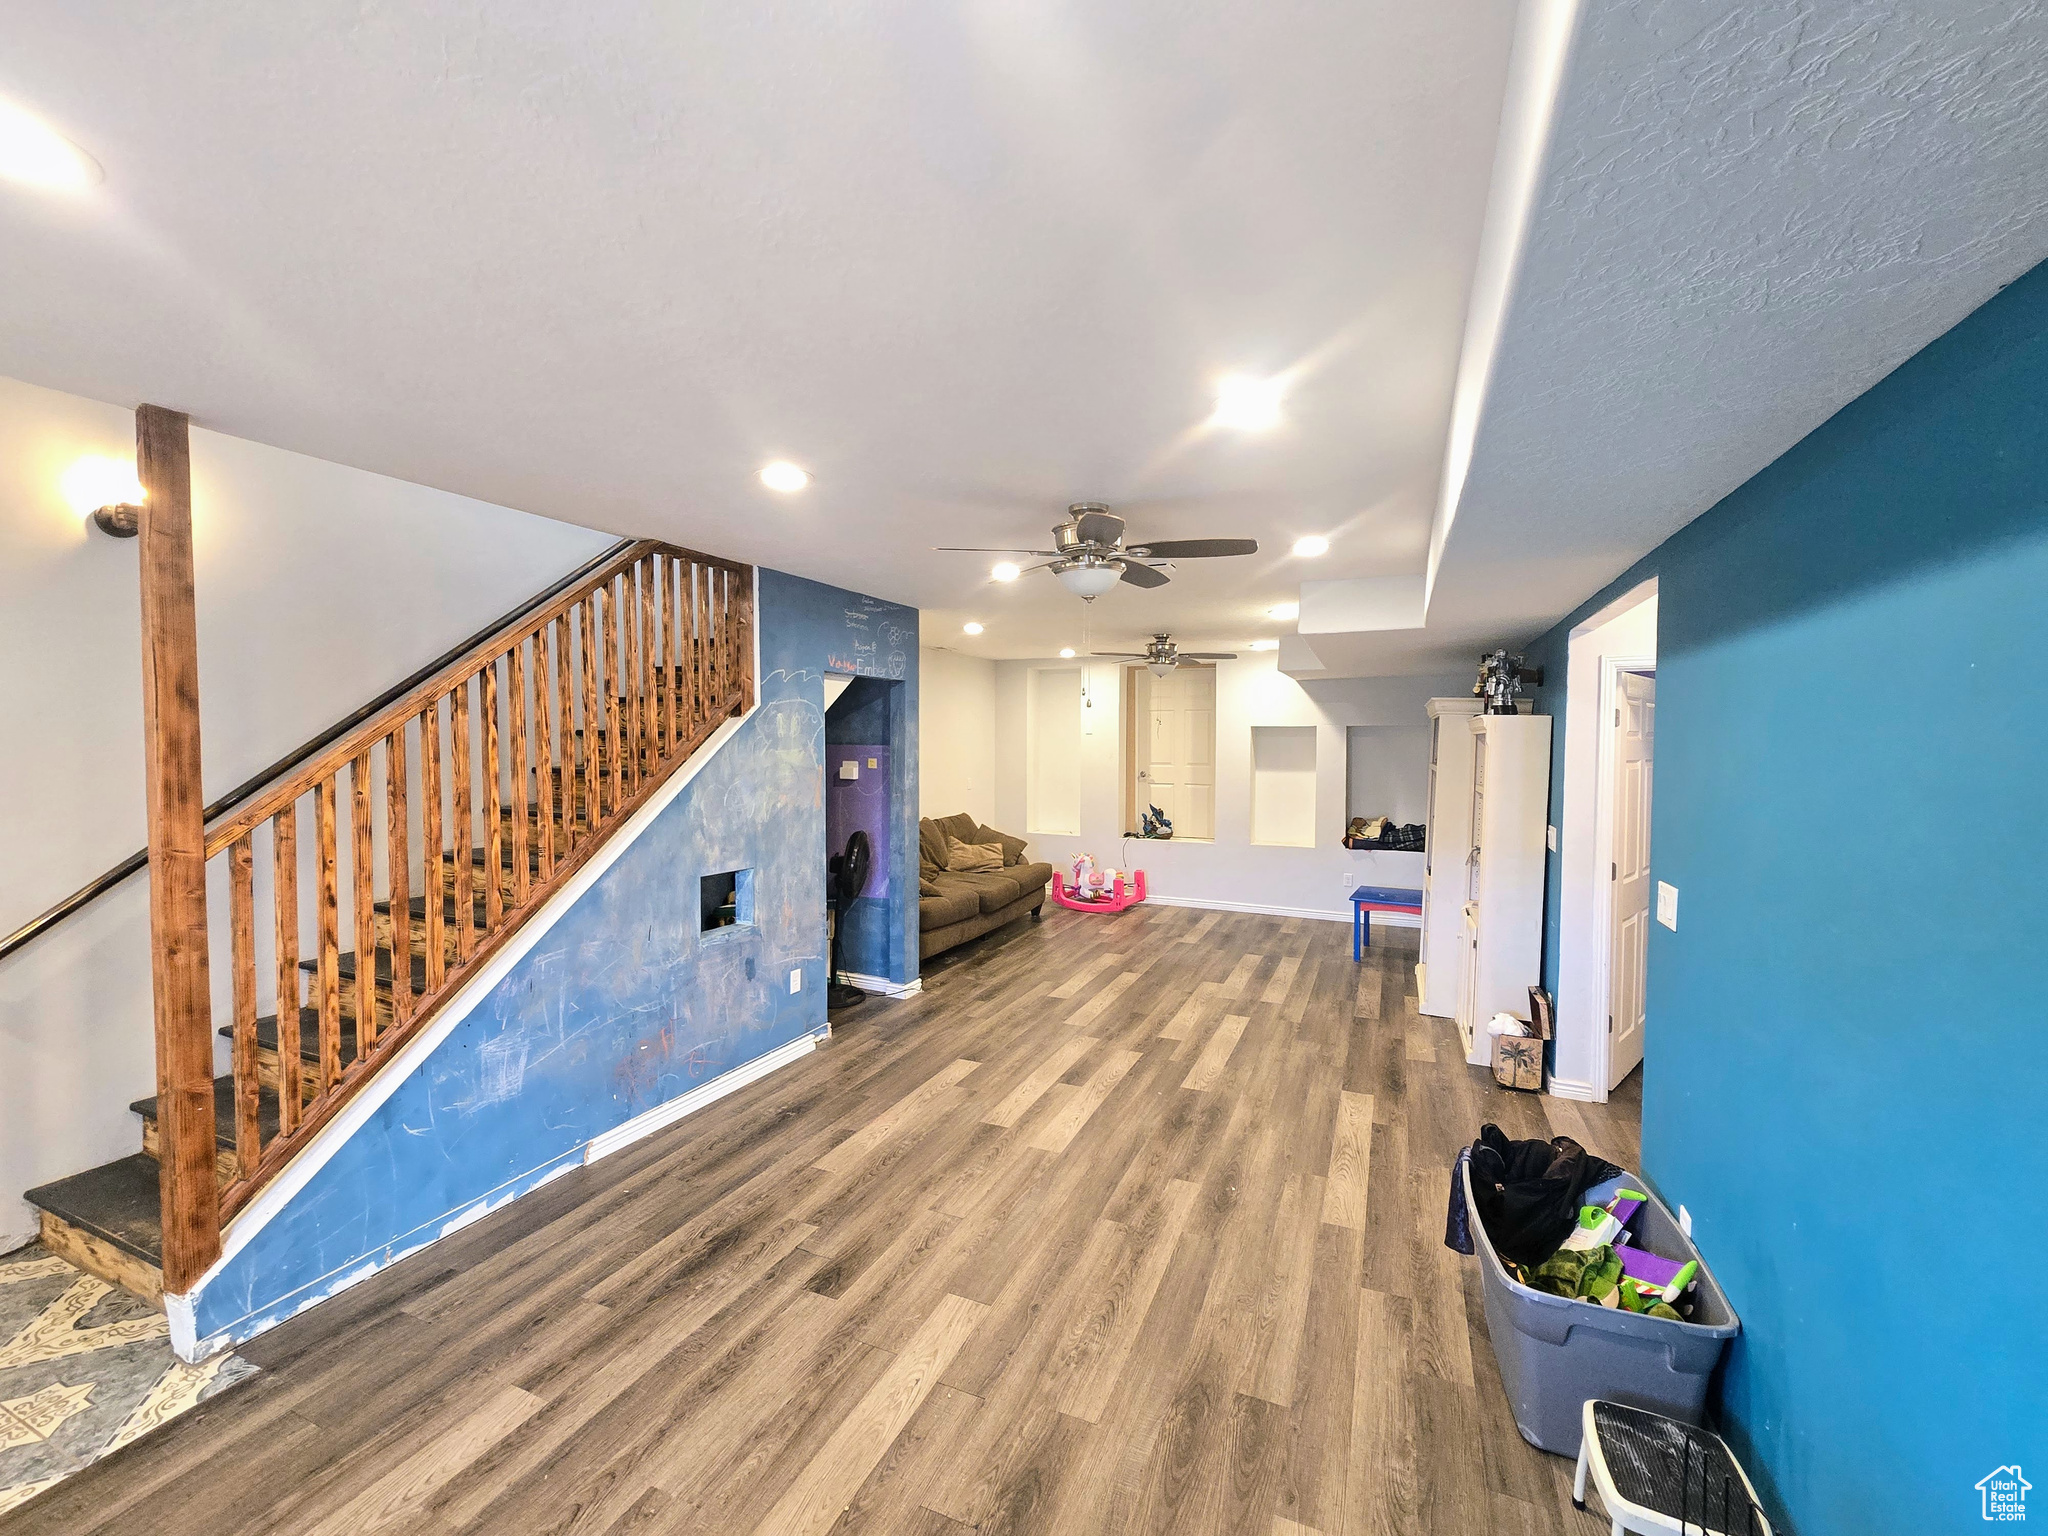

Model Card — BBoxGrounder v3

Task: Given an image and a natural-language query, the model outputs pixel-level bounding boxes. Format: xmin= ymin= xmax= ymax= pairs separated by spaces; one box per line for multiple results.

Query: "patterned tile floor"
xmin=0 ymin=1243 xmax=256 ymax=1516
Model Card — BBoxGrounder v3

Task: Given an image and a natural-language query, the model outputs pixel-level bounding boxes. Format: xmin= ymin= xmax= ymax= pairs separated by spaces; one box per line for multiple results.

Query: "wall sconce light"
xmin=61 ymin=455 xmax=145 ymax=538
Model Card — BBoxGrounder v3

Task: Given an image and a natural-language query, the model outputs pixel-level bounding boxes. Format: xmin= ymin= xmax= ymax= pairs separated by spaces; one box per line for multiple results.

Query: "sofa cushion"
xmin=1010 ymin=860 xmax=1054 ymax=893
xmin=918 ymin=884 xmax=980 ymax=927
xmin=946 ymin=836 xmax=1004 ymax=873
xmin=946 ymin=869 xmax=1027 ymax=916
xmin=932 ymin=812 xmax=982 ymax=848
xmin=976 ymin=824 xmax=1029 ymax=868
xmin=918 ymin=818 xmax=951 ymax=875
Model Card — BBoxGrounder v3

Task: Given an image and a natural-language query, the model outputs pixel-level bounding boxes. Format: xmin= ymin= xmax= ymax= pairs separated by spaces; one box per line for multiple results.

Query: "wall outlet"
xmin=789 ymin=968 xmax=802 ymax=994
xmin=1546 ymin=824 xmax=1558 ymax=851
xmin=1656 ymin=881 xmax=1678 ymax=930
xmin=1679 ymin=1205 xmax=1693 ymax=1238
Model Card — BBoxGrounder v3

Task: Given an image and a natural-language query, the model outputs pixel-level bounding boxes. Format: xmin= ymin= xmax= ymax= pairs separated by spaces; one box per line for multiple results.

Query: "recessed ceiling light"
xmin=759 ymin=460 xmax=810 ymax=493
xmin=1266 ymin=601 xmax=1299 ymax=620
xmin=1291 ymin=535 xmax=1329 ymax=558
xmin=1211 ymin=374 xmax=1284 ymax=432
xmin=1058 ymin=647 xmax=1076 ymax=659
xmin=962 ymin=622 xmax=984 ymax=635
xmin=991 ymin=561 xmax=1020 ymax=582
xmin=1246 ymin=639 xmax=1279 ymax=651
xmin=0 ymin=98 xmax=101 ymax=191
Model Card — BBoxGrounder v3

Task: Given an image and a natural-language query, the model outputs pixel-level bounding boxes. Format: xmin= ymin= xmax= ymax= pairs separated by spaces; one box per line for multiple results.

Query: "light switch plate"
xmin=1679 ymin=1205 xmax=1693 ymax=1237
xmin=837 ymin=760 xmax=858 ymax=780
xmin=1656 ymin=881 xmax=1678 ymax=930
xmin=1546 ymin=825 xmax=1558 ymax=851
xmin=789 ymin=968 xmax=802 ymax=994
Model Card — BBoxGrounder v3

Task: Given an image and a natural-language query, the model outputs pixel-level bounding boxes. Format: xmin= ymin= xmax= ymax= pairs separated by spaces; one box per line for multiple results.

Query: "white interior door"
xmin=1607 ymin=672 xmax=1655 ymax=1088
xmin=1144 ymin=666 xmax=1215 ymax=839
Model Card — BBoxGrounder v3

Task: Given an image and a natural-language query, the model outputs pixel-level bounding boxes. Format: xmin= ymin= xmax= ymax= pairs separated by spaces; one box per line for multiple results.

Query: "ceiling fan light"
xmin=1146 ymin=661 xmax=1176 ymax=679
xmin=1056 ymin=561 xmax=1121 ymax=599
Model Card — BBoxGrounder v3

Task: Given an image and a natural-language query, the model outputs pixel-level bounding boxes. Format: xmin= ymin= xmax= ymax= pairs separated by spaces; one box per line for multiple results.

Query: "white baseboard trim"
xmin=1545 ymin=1075 xmax=1604 ymax=1103
xmin=840 ymin=972 xmax=923 ymax=999
xmin=1145 ymin=894 xmax=1361 ymax=924
xmin=586 ymin=1030 xmax=826 ymax=1165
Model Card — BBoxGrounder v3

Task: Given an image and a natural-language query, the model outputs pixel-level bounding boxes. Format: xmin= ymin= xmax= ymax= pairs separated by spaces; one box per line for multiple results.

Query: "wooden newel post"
xmin=136 ymin=404 xmax=222 ymax=1293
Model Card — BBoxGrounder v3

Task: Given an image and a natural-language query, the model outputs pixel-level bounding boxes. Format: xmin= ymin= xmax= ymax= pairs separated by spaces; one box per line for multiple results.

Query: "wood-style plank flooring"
xmin=7 ymin=905 xmax=1641 ymax=1536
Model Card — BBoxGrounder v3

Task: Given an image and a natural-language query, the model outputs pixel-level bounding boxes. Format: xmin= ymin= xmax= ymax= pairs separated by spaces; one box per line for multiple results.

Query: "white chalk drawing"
xmin=477 ymin=1034 xmax=528 ymax=1104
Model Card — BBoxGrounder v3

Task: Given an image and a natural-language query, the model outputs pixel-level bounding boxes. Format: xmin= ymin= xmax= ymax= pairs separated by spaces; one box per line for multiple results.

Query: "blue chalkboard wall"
xmin=186 ymin=567 xmax=918 ymax=1352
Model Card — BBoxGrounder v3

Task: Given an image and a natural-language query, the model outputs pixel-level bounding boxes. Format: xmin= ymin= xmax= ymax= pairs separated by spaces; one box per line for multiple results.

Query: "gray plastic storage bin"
xmin=1463 ymin=1159 xmax=1740 ymax=1457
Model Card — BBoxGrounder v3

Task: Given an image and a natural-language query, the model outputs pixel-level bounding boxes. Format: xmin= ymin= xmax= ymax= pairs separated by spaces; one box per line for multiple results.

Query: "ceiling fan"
xmin=1095 ymin=633 xmax=1236 ymax=678
xmin=935 ymin=502 xmax=1258 ymax=599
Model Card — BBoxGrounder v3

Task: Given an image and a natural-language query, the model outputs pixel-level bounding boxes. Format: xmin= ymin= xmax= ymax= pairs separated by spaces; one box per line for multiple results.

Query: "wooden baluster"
xmin=134 ymin=402 xmax=220 ymax=1291
xmin=482 ymin=660 xmax=504 ymax=928
xmin=451 ymin=679 xmax=474 ymax=963
xmin=420 ymin=699 xmax=445 ymax=995
xmin=734 ymin=564 xmax=755 ymax=712
xmin=534 ymin=627 xmax=555 ymax=882
xmin=638 ymin=557 xmax=655 ymax=770
xmin=273 ymin=803 xmax=301 ymax=1133
xmin=509 ymin=641 xmax=531 ymax=907
xmin=351 ymin=747 xmax=378 ymax=1050
xmin=690 ymin=562 xmax=706 ymax=742
xmin=555 ymin=613 xmax=576 ymax=848
xmin=386 ymin=724 xmax=412 ymax=1025
xmin=315 ymin=776 xmax=341 ymax=1090
xmin=603 ymin=579 xmax=623 ymax=810
xmin=229 ymin=834 xmax=260 ymax=1175
xmin=712 ymin=567 xmax=728 ymax=713
xmin=611 ymin=572 xmax=633 ymax=799
xmin=581 ymin=594 xmax=604 ymax=823
xmin=658 ymin=553 xmax=676 ymax=755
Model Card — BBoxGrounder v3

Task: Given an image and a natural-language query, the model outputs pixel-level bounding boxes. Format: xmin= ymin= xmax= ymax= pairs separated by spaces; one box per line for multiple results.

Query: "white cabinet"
xmin=1453 ymin=713 xmax=1552 ymax=1066
xmin=1418 ymin=697 xmax=1481 ymax=1018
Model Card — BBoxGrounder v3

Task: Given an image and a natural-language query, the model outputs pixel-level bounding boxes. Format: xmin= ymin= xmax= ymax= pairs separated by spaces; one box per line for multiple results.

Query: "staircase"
xmin=23 ymin=511 xmax=754 ymax=1309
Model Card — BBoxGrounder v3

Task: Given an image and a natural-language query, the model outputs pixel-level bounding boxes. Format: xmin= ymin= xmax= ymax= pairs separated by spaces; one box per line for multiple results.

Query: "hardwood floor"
xmin=7 ymin=905 xmax=1641 ymax=1536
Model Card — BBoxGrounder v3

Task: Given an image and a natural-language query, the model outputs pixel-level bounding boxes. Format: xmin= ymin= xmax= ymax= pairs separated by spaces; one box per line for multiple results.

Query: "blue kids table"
xmin=1351 ymin=885 xmax=1423 ymax=960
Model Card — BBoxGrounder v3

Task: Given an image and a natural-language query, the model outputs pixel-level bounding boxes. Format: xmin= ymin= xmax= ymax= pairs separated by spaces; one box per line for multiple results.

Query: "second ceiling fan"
xmin=936 ymin=502 xmax=1257 ymax=599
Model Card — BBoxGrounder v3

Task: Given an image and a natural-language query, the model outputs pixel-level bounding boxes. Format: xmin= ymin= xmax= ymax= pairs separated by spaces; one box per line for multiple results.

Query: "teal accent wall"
xmin=1522 ymin=263 xmax=2048 ymax=1533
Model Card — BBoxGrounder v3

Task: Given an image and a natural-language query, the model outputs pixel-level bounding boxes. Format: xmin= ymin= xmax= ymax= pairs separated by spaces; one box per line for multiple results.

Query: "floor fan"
xmin=828 ymin=829 xmax=872 ymax=1010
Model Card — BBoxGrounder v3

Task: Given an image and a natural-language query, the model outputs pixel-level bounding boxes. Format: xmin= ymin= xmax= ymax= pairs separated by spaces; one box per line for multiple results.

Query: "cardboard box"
xmin=1492 ymin=1033 xmax=1543 ymax=1091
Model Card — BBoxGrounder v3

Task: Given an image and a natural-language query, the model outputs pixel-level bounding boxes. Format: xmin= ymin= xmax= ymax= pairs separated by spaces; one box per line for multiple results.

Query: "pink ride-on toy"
xmin=1049 ymin=868 xmax=1147 ymax=913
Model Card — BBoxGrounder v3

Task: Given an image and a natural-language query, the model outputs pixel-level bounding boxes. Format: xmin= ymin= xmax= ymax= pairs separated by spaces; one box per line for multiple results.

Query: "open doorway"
xmin=1554 ymin=581 xmax=1657 ymax=1101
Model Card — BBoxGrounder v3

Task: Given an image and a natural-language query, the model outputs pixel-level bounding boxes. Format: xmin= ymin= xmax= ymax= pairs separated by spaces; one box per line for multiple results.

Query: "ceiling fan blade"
xmin=1178 ymin=652 xmax=1238 ymax=660
xmin=1118 ymin=561 xmax=1171 ymax=589
xmin=1123 ymin=538 xmax=1259 ymax=559
xmin=1091 ymin=652 xmax=1147 ymax=659
xmin=932 ymin=546 xmax=1061 ymax=554
xmin=1072 ymin=507 xmax=1126 ymax=547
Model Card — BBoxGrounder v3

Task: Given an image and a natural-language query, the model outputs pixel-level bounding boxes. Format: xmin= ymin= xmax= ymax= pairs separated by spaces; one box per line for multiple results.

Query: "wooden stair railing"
xmin=61 ymin=408 xmax=756 ymax=1303
xmin=199 ymin=539 xmax=753 ymax=1233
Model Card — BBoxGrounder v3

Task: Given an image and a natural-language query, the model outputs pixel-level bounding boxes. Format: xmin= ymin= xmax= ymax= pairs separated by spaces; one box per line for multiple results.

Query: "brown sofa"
xmin=918 ymin=813 xmax=1054 ymax=961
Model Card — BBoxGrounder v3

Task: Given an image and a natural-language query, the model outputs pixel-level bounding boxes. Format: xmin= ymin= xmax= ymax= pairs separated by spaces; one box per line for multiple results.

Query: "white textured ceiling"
xmin=1381 ymin=0 xmax=2048 ymax=676
xmin=0 ymin=1 xmax=1518 ymax=663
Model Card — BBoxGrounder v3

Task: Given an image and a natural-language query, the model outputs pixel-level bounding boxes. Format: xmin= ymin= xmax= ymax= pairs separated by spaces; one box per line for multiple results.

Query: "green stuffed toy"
xmin=1525 ymin=1244 xmax=1680 ymax=1318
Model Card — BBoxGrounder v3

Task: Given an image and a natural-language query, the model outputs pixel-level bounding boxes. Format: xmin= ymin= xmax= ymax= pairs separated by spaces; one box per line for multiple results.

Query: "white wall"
xmin=1553 ymin=582 xmax=1658 ymax=1097
xmin=0 ymin=375 xmax=614 ymax=1248
xmin=916 ymin=647 xmax=996 ymax=826
xmin=1346 ymin=720 xmax=1433 ymax=826
xmin=996 ymin=655 xmax=1472 ymax=919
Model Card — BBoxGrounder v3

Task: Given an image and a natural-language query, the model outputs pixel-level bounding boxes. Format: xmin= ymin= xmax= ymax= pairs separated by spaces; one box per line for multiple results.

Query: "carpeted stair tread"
xmin=23 ymin=1155 xmax=163 ymax=1265
xmin=217 ymin=1006 xmax=359 ymax=1063
xmin=129 ymin=1075 xmax=281 ymax=1150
